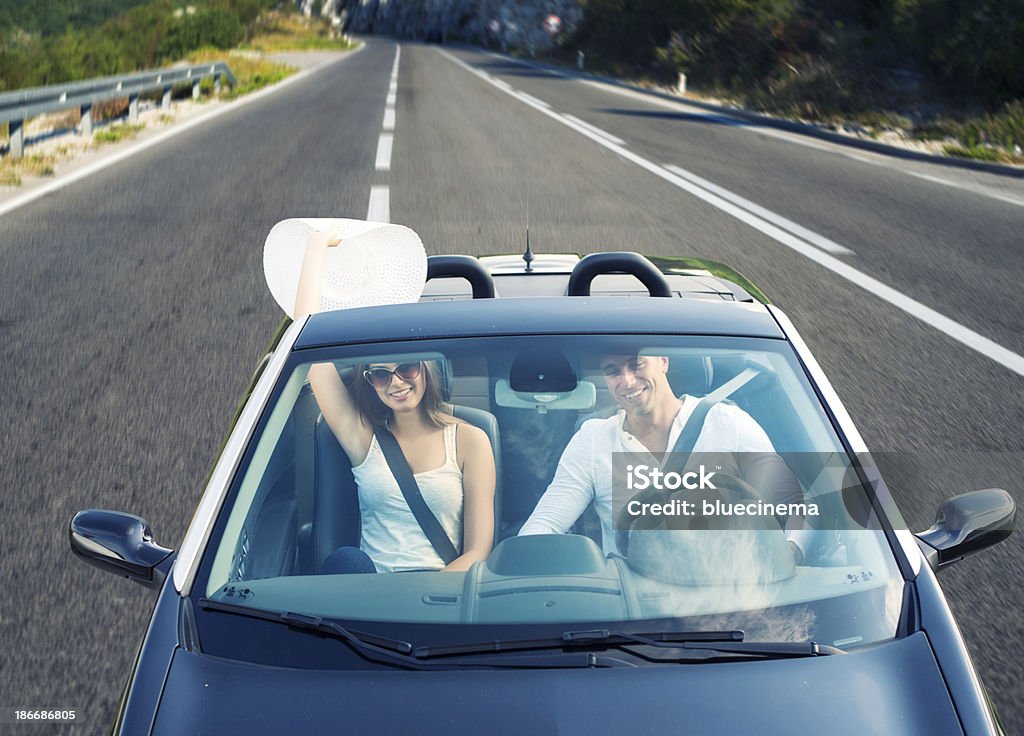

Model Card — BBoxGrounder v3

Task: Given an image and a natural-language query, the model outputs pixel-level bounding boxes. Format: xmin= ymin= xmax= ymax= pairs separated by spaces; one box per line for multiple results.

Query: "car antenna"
xmin=522 ymin=201 xmax=534 ymax=272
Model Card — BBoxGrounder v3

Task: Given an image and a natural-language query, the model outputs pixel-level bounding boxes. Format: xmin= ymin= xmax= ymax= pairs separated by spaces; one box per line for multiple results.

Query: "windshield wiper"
xmin=413 ymin=628 xmax=745 ymax=659
xmin=561 ymin=630 xmax=845 ymax=661
xmin=623 ymin=639 xmax=846 ymax=663
xmin=200 ymin=600 xmax=643 ymax=670
xmin=414 ymin=628 xmax=844 ymax=662
xmin=199 ymin=599 xmax=424 ymax=668
xmin=200 ymin=603 xmax=845 ymax=667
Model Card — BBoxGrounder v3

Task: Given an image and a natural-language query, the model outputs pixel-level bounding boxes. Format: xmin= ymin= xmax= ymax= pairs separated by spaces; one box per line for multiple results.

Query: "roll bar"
xmin=566 ymin=252 xmax=673 ymax=297
xmin=426 ymin=255 xmax=496 ymax=299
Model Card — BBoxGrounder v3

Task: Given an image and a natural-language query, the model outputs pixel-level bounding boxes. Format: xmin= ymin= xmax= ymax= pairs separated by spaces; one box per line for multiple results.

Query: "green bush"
xmin=574 ymin=0 xmax=1024 ymax=110
xmin=911 ymin=0 xmax=1024 ymax=104
xmin=157 ymin=5 xmax=243 ymax=61
xmin=914 ymin=100 xmax=1024 ymax=152
xmin=576 ymin=0 xmax=798 ymax=86
xmin=0 ymin=0 xmax=153 ymax=37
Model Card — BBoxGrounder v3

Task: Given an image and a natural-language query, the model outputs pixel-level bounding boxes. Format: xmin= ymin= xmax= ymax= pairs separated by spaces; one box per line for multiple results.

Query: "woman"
xmin=294 ymin=228 xmax=495 ymax=573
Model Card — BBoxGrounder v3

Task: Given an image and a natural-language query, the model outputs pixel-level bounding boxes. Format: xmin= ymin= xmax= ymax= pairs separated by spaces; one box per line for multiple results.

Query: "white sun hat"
xmin=263 ymin=218 xmax=428 ymax=318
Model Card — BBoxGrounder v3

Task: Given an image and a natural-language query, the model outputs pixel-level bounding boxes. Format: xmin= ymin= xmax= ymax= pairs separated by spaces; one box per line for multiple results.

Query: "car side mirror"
xmin=69 ymin=509 xmax=174 ymax=590
xmin=915 ymin=489 xmax=1015 ymax=571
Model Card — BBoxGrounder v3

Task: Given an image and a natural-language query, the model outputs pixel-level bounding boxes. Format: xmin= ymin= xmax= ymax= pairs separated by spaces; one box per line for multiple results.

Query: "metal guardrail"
xmin=1 ymin=61 xmax=236 ymax=159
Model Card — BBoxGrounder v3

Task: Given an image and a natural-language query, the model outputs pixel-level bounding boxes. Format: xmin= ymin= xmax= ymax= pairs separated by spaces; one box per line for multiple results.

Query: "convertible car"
xmin=70 ymin=248 xmax=1014 ymax=734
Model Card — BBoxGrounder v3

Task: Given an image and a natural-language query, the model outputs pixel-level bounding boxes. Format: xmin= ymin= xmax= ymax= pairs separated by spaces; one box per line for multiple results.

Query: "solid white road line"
xmin=367 ymin=185 xmax=390 ymax=222
xmin=563 ymin=114 xmax=626 ymax=146
xmin=375 ymin=133 xmax=393 ymax=170
xmin=518 ymin=93 xmax=550 ymax=109
xmin=382 ymin=107 xmax=395 ymax=131
xmin=0 ymin=50 xmax=362 ymax=220
xmin=664 ymin=165 xmax=854 ymax=255
xmin=386 ymin=92 xmax=397 ymax=106
xmin=435 ymin=47 xmax=1024 ymax=378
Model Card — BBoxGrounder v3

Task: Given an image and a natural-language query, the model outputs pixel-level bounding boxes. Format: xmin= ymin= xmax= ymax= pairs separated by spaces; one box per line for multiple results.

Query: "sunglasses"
xmin=362 ymin=362 xmax=423 ymax=389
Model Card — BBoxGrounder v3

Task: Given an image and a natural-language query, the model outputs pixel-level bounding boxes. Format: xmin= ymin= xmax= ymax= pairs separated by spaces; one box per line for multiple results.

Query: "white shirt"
xmin=353 ymin=423 xmax=463 ymax=572
xmin=519 ymin=396 xmax=776 ymax=556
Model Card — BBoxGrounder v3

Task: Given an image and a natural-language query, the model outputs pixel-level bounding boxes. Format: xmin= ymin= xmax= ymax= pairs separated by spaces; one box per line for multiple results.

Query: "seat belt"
xmin=374 ymin=427 xmax=459 ymax=565
xmin=661 ymin=367 xmax=761 ymax=474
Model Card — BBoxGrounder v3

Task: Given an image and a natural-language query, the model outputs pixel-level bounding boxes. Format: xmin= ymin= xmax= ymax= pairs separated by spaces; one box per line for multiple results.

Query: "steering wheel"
xmin=617 ymin=473 xmax=797 ymax=585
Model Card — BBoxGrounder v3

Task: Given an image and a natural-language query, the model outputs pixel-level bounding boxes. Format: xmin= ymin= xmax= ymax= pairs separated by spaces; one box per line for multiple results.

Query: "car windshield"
xmin=198 ymin=334 xmax=903 ymax=653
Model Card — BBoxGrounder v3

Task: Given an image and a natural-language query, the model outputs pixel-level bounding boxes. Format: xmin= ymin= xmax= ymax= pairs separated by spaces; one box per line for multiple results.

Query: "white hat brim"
xmin=263 ymin=218 xmax=428 ymax=318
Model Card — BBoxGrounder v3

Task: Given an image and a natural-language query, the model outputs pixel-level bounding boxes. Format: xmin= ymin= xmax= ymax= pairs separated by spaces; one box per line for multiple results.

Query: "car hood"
xmin=152 ymin=632 xmax=960 ymax=735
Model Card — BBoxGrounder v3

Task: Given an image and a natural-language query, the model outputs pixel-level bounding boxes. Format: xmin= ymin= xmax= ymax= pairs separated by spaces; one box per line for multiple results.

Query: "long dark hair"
xmin=352 ymin=360 xmax=453 ymax=429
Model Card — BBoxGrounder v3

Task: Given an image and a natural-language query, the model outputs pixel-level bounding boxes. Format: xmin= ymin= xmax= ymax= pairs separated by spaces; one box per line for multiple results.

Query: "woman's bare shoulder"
xmin=452 ymin=419 xmax=488 ymax=437
xmin=452 ymin=420 xmax=492 ymax=458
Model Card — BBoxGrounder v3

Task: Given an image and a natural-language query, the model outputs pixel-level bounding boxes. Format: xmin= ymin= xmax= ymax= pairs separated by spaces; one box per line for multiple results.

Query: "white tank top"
xmin=352 ymin=423 xmax=463 ymax=573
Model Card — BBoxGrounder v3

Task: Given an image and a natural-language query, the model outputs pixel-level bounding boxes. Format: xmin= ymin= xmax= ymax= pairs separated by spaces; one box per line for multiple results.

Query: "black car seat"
xmin=299 ymin=363 xmax=502 ymax=573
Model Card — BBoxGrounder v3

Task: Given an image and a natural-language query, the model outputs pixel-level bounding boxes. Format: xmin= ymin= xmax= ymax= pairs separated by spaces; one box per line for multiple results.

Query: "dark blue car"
xmin=71 ymin=251 xmax=1014 ymax=734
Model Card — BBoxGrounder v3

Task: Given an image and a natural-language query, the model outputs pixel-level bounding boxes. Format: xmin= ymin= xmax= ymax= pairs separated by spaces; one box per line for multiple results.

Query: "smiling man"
xmin=519 ymin=354 xmax=805 ymax=557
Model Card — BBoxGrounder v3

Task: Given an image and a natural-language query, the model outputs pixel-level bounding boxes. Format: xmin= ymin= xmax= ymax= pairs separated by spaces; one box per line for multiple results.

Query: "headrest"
xmin=667 ymin=355 xmax=712 ymax=397
xmin=509 ymin=350 xmax=577 ymax=393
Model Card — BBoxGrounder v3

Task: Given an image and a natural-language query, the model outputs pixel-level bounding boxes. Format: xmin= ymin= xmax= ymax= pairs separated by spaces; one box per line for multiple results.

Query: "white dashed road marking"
xmin=367 ymin=45 xmax=400 ymax=222
xmin=375 ymin=133 xmax=393 ymax=171
xmin=367 ymin=185 xmax=390 ymax=222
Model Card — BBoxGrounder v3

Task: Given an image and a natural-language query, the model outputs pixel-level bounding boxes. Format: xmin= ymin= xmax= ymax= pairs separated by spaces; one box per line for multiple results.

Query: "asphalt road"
xmin=1 ymin=37 xmax=1022 ymax=733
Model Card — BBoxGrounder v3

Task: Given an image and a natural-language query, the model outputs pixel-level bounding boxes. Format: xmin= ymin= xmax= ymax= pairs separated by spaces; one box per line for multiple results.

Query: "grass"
xmin=186 ymin=47 xmax=297 ymax=100
xmin=242 ymin=11 xmax=356 ymax=53
xmin=0 ymin=152 xmax=58 ymax=187
xmin=183 ymin=8 xmax=360 ymax=101
xmin=710 ymin=78 xmax=1024 ymax=165
xmin=914 ymin=101 xmax=1024 ymax=163
xmin=93 ymin=123 xmax=145 ymax=145
xmin=941 ymin=144 xmax=1020 ymax=164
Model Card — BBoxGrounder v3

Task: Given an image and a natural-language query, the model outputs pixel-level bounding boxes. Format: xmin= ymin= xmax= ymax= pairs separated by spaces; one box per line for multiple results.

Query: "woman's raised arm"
xmin=294 ymin=230 xmax=370 ymax=463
